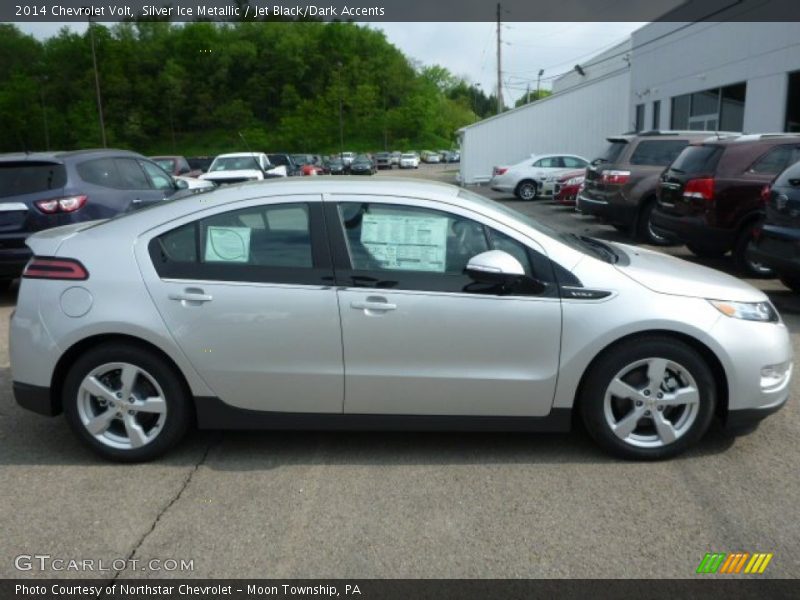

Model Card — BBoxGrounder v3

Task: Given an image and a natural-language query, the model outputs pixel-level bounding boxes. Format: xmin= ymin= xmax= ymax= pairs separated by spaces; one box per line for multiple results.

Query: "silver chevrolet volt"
xmin=10 ymin=178 xmax=792 ymax=461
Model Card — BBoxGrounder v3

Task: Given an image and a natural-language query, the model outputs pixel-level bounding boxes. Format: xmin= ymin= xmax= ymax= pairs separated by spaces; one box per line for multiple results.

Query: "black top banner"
xmin=4 ymin=0 xmax=800 ymax=22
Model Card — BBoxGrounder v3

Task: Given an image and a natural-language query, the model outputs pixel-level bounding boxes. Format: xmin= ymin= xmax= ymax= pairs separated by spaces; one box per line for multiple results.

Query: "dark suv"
xmin=652 ymin=134 xmax=800 ymax=276
xmin=750 ymin=160 xmax=800 ymax=290
xmin=578 ymin=131 xmax=717 ymax=244
xmin=0 ymin=149 xmax=184 ymax=285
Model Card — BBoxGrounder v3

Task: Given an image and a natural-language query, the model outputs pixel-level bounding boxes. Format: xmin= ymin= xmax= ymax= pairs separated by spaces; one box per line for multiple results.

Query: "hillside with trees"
xmin=0 ymin=21 xmax=499 ymax=155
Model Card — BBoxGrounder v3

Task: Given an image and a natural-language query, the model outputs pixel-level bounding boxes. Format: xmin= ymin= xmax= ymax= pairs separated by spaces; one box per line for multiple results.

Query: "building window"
xmin=635 ymin=104 xmax=645 ymax=132
xmin=652 ymin=100 xmax=661 ymax=130
xmin=787 ymin=71 xmax=800 ymax=132
xmin=670 ymin=83 xmax=746 ymax=132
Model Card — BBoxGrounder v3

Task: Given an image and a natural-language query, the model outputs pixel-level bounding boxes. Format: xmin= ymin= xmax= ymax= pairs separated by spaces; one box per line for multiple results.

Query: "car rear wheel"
xmin=63 ymin=343 xmax=191 ymax=462
xmin=686 ymin=242 xmax=727 ymax=259
xmin=734 ymin=225 xmax=775 ymax=278
xmin=579 ymin=336 xmax=716 ymax=460
xmin=515 ymin=180 xmax=538 ymax=201
xmin=637 ymin=199 xmax=672 ymax=246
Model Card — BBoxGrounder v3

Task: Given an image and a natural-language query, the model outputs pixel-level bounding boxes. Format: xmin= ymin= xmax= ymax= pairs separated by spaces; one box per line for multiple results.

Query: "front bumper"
xmin=724 ymin=394 xmax=789 ymax=434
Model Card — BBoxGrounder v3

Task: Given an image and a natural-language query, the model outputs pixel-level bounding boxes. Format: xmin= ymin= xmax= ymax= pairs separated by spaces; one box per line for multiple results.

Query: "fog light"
xmin=760 ymin=361 xmax=792 ymax=390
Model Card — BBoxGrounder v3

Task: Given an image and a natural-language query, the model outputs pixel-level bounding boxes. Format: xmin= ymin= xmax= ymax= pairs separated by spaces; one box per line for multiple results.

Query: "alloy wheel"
xmin=603 ymin=357 xmax=700 ymax=448
xmin=76 ymin=362 xmax=167 ymax=450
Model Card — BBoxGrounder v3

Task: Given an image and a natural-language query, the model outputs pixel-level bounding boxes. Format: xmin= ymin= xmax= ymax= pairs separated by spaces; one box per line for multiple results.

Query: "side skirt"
xmin=195 ymin=396 xmax=572 ymax=433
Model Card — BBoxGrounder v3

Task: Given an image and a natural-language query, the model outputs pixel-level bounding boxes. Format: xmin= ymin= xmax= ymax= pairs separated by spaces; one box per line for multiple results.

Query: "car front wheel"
xmin=63 ymin=343 xmax=191 ymax=462
xmin=579 ymin=336 xmax=716 ymax=460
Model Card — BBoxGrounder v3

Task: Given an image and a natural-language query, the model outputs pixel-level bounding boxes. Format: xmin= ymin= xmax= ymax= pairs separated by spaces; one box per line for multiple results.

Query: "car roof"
xmin=0 ymin=148 xmax=143 ymax=163
xmin=215 ymin=152 xmax=263 ymax=158
xmin=696 ymin=133 xmax=800 ymax=146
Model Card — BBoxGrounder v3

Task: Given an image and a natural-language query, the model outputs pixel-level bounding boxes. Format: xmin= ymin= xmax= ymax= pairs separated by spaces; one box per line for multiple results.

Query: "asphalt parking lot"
xmin=1 ymin=165 xmax=799 ymax=580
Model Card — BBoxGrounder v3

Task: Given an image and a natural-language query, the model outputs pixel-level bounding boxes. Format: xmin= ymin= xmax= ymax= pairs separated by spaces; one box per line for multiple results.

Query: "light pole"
xmin=337 ymin=62 xmax=344 ymax=161
xmin=87 ymin=13 xmax=107 ymax=147
xmin=39 ymin=75 xmax=50 ymax=151
xmin=537 ymin=69 xmax=544 ymax=99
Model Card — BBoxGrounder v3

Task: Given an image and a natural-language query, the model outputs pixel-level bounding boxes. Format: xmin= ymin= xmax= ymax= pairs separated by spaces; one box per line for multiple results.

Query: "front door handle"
xmin=351 ymin=296 xmax=397 ymax=312
xmin=169 ymin=289 xmax=213 ymax=304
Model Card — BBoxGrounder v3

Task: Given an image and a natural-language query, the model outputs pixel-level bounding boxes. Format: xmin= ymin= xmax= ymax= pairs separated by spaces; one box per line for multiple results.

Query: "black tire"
xmin=686 ymin=242 xmax=727 ymax=259
xmin=515 ymin=180 xmax=538 ymax=201
xmin=636 ymin=199 xmax=672 ymax=246
xmin=63 ymin=342 xmax=191 ymax=462
xmin=733 ymin=224 xmax=775 ymax=278
xmin=579 ymin=336 xmax=716 ymax=460
xmin=779 ymin=273 xmax=800 ymax=292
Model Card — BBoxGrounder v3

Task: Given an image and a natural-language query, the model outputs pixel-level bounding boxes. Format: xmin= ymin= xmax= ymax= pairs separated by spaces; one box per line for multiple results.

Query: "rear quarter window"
xmin=593 ymin=141 xmax=627 ymax=165
xmin=0 ymin=162 xmax=67 ymax=198
xmin=629 ymin=140 xmax=689 ymax=166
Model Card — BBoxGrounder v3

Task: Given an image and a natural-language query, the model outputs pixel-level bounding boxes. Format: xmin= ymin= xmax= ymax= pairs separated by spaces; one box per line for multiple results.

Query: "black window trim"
xmin=323 ymin=199 xmax=558 ymax=298
xmin=148 ymin=200 xmax=333 ymax=286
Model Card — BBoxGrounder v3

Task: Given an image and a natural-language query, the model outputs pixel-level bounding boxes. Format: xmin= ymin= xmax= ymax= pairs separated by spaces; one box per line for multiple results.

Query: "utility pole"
xmin=337 ymin=62 xmax=344 ymax=160
xmin=88 ymin=16 xmax=106 ymax=147
xmin=496 ymin=2 xmax=503 ymax=114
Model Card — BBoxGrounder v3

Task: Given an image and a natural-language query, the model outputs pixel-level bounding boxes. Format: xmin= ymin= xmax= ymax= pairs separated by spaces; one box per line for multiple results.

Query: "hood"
xmin=612 ymin=243 xmax=767 ymax=303
xmin=200 ymin=169 xmax=262 ymax=180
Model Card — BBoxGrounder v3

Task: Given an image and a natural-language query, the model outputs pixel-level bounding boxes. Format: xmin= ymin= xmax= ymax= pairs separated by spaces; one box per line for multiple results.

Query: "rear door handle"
xmin=351 ymin=297 xmax=396 ymax=312
xmin=169 ymin=289 xmax=213 ymax=304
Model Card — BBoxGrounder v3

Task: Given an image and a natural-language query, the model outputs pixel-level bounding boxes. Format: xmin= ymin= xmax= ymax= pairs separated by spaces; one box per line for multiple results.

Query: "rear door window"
xmin=629 ymin=140 xmax=689 ymax=166
xmin=115 ymin=158 xmax=151 ymax=190
xmin=0 ymin=162 xmax=66 ymax=198
xmin=140 ymin=160 xmax=175 ymax=191
xmin=562 ymin=156 xmax=588 ymax=169
xmin=749 ymin=145 xmax=800 ymax=174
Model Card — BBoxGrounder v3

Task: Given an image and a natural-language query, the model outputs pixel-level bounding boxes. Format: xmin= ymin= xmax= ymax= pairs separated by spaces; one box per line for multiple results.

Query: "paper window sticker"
xmin=205 ymin=226 xmax=251 ymax=263
xmin=360 ymin=213 xmax=448 ymax=272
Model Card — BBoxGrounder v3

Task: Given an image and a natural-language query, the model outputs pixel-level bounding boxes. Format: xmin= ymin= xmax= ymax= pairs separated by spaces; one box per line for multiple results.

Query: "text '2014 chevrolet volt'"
xmin=10 ymin=178 xmax=792 ymax=461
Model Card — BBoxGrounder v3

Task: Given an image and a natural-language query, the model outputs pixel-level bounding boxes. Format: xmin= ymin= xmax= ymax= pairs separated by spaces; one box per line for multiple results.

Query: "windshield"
xmin=153 ymin=158 xmax=174 ymax=171
xmin=354 ymin=155 xmax=370 ymax=162
xmin=401 ymin=154 xmax=415 ymax=159
xmin=292 ymin=155 xmax=309 ymax=164
xmin=457 ymin=188 xmax=617 ymax=263
xmin=210 ymin=156 xmax=261 ymax=171
xmin=592 ymin=140 xmax=627 ymax=165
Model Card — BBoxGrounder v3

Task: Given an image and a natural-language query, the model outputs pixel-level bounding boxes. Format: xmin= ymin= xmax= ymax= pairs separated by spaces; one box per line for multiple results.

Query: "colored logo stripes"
xmin=696 ymin=552 xmax=773 ymax=574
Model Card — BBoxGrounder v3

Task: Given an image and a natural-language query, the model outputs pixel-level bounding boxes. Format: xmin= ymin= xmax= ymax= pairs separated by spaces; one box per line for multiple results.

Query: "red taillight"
xmin=22 ymin=257 xmax=88 ymax=280
xmin=35 ymin=195 xmax=88 ymax=214
xmin=683 ymin=178 xmax=715 ymax=202
xmin=760 ymin=184 xmax=771 ymax=207
xmin=601 ymin=170 xmax=630 ymax=185
xmin=494 ymin=167 xmax=508 ymax=176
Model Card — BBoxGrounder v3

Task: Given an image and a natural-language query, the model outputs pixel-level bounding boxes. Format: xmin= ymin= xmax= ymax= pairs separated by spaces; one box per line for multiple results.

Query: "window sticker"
xmin=360 ymin=213 xmax=448 ymax=272
xmin=205 ymin=226 xmax=251 ymax=263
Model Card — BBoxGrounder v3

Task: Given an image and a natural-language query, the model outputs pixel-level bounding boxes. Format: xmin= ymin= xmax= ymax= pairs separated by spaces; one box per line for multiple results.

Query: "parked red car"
xmin=553 ymin=169 xmax=585 ymax=205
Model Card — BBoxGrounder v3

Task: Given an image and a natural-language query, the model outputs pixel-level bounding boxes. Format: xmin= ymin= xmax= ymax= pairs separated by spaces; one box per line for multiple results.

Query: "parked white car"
xmin=340 ymin=152 xmax=356 ymax=167
xmin=199 ymin=153 xmax=287 ymax=186
xmin=399 ymin=152 xmax=420 ymax=169
xmin=421 ymin=150 xmax=441 ymax=164
xmin=490 ymin=154 xmax=590 ymax=200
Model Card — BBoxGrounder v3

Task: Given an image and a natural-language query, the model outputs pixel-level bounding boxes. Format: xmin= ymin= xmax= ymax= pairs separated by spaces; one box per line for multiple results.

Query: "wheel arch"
xmin=633 ymin=191 xmax=658 ymax=231
xmin=572 ymin=329 xmax=730 ymax=422
xmin=49 ymin=333 xmax=196 ymax=420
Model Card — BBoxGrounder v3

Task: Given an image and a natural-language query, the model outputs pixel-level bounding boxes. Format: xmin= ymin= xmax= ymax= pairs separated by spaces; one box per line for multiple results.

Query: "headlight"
xmin=708 ymin=300 xmax=779 ymax=322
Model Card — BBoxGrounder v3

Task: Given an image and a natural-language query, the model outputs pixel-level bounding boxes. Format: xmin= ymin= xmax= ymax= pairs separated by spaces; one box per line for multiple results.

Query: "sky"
xmin=14 ymin=21 xmax=646 ymax=105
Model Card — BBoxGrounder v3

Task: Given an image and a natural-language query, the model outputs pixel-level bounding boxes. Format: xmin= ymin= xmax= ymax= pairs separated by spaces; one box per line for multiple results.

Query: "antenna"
xmin=238 ymin=131 xmax=267 ymax=177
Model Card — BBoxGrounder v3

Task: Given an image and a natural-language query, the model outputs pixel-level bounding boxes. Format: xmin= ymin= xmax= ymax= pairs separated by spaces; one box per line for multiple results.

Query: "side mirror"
xmin=174 ymin=177 xmax=189 ymax=190
xmin=465 ymin=250 xmax=546 ymax=295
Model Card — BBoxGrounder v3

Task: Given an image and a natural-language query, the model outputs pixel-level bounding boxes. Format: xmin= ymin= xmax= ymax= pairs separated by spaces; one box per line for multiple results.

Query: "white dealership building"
xmin=457 ymin=11 xmax=800 ymax=184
